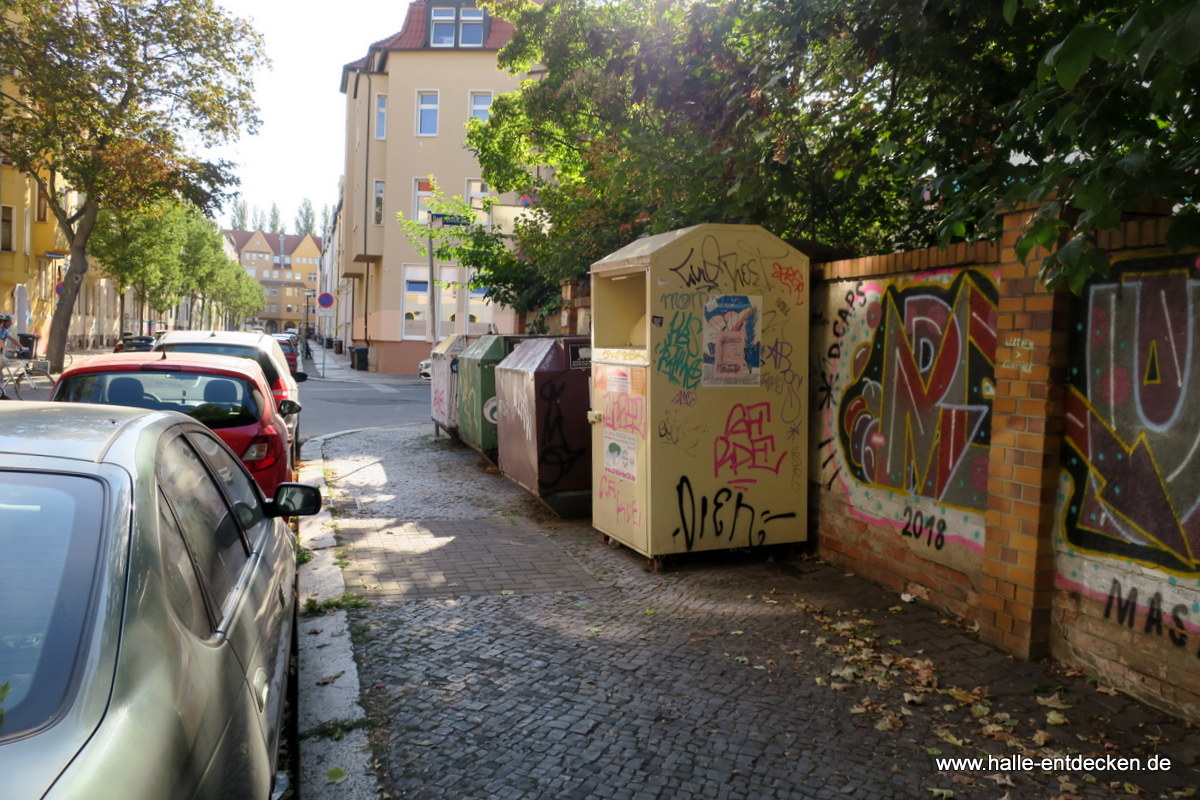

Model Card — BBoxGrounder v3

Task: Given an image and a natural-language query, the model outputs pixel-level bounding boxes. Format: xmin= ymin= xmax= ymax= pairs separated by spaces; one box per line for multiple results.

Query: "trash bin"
xmin=16 ymin=333 xmax=39 ymax=358
xmin=456 ymin=334 xmax=536 ymax=462
xmin=497 ymin=337 xmax=592 ymax=517
xmin=589 ymin=223 xmax=812 ymax=565
xmin=352 ymin=346 xmax=369 ymax=371
xmin=333 ymin=339 xmax=343 ymax=354
xmin=430 ymin=334 xmax=475 ymax=438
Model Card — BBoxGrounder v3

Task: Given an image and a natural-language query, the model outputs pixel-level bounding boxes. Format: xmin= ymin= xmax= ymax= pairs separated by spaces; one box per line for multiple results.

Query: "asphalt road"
xmin=295 ymin=373 xmax=431 ymax=442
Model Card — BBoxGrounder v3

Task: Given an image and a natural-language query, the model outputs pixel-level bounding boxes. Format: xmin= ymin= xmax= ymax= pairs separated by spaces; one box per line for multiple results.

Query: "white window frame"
xmin=0 ymin=205 xmax=13 ymax=252
xmin=469 ymin=91 xmax=492 ymax=122
xmin=466 ymin=179 xmax=489 ymax=211
xmin=417 ymin=91 xmax=439 ymax=136
xmin=375 ymin=93 xmax=387 ymax=139
xmin=459 ymin=8 xmax=484 ymax=47
xmin=430 ymin=8 xmax=456 ymax=47
xmin=415 ymin=178 xmax=435 ymax=224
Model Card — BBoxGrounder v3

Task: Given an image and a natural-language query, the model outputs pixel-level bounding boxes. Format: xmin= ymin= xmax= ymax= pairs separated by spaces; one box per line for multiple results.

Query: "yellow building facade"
xmin=225 ymin=229 xmax=323 ymax=334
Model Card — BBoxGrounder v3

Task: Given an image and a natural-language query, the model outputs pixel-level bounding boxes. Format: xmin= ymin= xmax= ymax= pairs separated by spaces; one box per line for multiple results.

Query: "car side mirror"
xmin=277 ymin=399 xmax=302 ymax=416
xmin=293 ymin=371 xmax=308 ymax=383
xmin=266 ymin=482 xmax=322 ymax=517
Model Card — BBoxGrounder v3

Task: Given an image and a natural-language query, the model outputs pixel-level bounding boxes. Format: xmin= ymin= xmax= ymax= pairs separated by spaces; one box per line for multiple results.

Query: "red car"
xmin=51 ymin=352 xmax=299 ymax=496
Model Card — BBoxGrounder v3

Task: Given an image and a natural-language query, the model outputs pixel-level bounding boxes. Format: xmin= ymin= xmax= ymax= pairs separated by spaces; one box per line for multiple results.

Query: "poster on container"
xmin=702 ymin=294 xmax=761 ymax=386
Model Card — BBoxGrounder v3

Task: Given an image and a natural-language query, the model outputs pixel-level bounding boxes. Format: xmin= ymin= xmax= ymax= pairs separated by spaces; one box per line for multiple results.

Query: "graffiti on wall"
xmin=815 ymin=269 xmax=999 ymax=562
xmin=1059 ymin=255 xmax=1200 ymax=576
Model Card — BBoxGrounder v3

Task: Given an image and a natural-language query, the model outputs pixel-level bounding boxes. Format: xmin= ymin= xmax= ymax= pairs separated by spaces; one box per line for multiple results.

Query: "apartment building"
xmin=334 ymin=0 xmax=523 ymax=374
xmin=224 ymin=229 xmax=323 ymax=334
xmin=0 ymin=154 xmax=130 ymax=350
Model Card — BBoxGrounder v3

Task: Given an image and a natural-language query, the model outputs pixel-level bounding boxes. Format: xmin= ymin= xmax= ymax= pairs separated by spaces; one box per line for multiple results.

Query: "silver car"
xmin=0 ymin=403 xmax=321 ymax=799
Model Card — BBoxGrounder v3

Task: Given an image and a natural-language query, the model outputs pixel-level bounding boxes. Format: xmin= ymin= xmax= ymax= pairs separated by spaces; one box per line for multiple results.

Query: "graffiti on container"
xmin=654 ymin=310 xmax=703 ymax=389
xmin=1061 ymin=257 xmax=1200 ymax=575
xmin=661 ymin=290 xmax=712 ymax=311
xmin=713 ymin=402 xmax=786 ymax=489
xmin=657 ymin=409 xmax=708 ymax=457
xmin=670 ymin=389 xmax=697 ymax=407
xmin=760 ymin=328 xmax=806 ymax=425
xmin=671 ymin=474 xmax=797 ymax=551
xmin=771 ymin=262 xmax=807 ymax=306
xmin=667 ymin=234 xmax=790 ymax=293
xmin=838 ymin=269 xmax=998 ymax=511
xmin=536 ymin=379 xmax=587 ymax=491
xmin=598 ymin=475 xmax=642 ymax=527
xmin=602 ymin=392 xmax=647 ymax=439
xmin=432 ymin=386 xmax=448 ymax=420
xmin=1104 ymin=578 xmax=1195 ymax=651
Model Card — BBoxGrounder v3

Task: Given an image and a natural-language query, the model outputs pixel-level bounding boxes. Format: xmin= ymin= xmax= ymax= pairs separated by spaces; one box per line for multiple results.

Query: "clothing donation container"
xmin=589 ymin=224 xmax=810 ymax=567
xmin=430 ymin=334 xmax=474 ymax=438
xmin=457 ymin=334 xmax=534 ymax=462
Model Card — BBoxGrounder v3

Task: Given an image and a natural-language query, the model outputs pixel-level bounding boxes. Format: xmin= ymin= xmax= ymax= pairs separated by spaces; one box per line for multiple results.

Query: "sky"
xmin=211 ymin=0 xmax=413 ymax=232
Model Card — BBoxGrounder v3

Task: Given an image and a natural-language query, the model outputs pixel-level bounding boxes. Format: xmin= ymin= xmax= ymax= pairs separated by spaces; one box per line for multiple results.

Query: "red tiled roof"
xmin=224 ymin=230 xmax=324 ymax=256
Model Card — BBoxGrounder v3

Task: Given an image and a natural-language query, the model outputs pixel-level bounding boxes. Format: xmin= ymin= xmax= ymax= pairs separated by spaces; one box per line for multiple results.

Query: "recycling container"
xmin=589 ymin=224 xmax=811 ymax=566
xmin=333 ymin=339 xmax=343 ymax=354
xmin=430 ymin=334 xmax=475 ymax=437
xmin=496 ymin=336 xmax=592 ymax=516
xmin=352 ymin=345 xmax=369 ymax=370
xmin=456 ymin=334 xmax=535 ymax=462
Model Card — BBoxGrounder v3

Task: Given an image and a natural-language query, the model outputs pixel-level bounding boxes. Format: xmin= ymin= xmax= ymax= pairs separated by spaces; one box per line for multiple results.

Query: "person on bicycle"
xmin=0 ymin=314 xmax=20 ymax=361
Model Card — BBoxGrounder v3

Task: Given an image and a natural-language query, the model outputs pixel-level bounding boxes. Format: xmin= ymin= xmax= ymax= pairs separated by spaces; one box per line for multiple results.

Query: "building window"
xmin=415 ymin=179 xmax=434 ymax=224
xmin=1 ymin=206 xmax=13 ymax=252
xmin=460 ymin=8 xmax=484 ymax=47
xmin=375 ymin=94 xmax=387 ymax=139
xmin=430 ymin=7 xmax=484 ymax=48
xmin=470 ymin=91 xmax=492 ymax=122
xmin=417 ymin=91 xmax=439 ymax=136
xmin=430 ymin=7 xmax=456 ymax=47
xmin=404 ymin=276 xmax=428 ymax=338
xmin=36 ymin=187 xmax=48 ymax=223
xmin=467 ymin=179 xmax=489 ymax=210
xmin=373 ymin=180 xmax=385 ymax=225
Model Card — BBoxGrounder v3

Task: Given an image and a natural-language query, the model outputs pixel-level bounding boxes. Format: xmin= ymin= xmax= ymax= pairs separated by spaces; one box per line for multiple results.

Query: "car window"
xmin=0 ymin=472 xmax=105 ymax=739
xmin=157 ymin=486 xmax=213 ymax=637
xmin=156 ymin=433 xmax=250 ymax=614
xmin=186 ymin=429 xmax=270 ymax=545
xmin=158 ymin=342 xmax=282 ymax=386
xmin=56 ymin=371 xmax=263 ymax=428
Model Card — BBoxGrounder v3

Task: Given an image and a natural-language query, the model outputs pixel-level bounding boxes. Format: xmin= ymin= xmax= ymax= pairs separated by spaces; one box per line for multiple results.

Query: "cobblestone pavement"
xmin=317 ymin=424 xmax=1199 ymax=800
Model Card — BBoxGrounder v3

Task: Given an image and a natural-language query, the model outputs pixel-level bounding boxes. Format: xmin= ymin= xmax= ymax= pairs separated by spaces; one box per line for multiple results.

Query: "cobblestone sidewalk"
xmin=316 ymin=424 xmax=1199 ymax=800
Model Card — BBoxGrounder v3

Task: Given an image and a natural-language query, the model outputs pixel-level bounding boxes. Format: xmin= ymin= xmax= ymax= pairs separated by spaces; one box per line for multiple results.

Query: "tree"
xmin=268 ymin=203 xmax=283 ymax=233
xmin=0 ymin=0 xmax=266 ymax=370
xmin=230 ymin=198 xmax=249 ymax=230
xmin=251 ymin=206 xmax=267 ymax=231
xmin=295 ymin=198 xmax=316 ymax=235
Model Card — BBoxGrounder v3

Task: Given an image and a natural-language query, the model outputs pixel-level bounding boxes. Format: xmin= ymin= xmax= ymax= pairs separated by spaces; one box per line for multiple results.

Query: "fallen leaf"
xmin=1032 ymin=730 xmax=1053 ymax=746
xmin=987 ymin=773 xmax=1016 ymax=787
xmin=325 ymin=768 xmax=348 ymax=785
xmin=1097 ymin=684 xmax=1119 ymax=696
xmin=928 ymin=789 xmax=955 ymax=798
xmin=1037 ymin=692 xmax=1074 ymax=710
xmin=316 ymin=670 xmax=345 ymax=686
xmin=1046 ymin=710 xmax=1069 ymax=725
xmin=500 ymin=590 xmax=514 ymax=596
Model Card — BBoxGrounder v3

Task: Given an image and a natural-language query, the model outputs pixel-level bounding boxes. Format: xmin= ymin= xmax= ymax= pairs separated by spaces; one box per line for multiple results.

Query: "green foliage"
xmin=0 ymin=0 xmax=266 ymax=368
xmin=230 ymin=198 xmax=249 ymax=230
xmin=295 ymin=198 xmax=317 ymax=236
xmin=472 ymin=0 xmax=1198 ymax=300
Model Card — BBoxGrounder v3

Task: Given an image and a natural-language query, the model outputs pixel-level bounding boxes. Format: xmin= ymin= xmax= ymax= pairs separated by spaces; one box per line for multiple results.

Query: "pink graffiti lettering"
xmin=603 ymin=392 xmax=647 ymax=439
xmin=714 ymin=402 xmax=786 ymax=485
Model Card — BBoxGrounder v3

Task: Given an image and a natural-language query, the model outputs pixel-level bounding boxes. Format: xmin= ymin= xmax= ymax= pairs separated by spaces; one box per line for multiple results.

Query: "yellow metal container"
xmin=589 ymin=224 xmax=810 ymax=563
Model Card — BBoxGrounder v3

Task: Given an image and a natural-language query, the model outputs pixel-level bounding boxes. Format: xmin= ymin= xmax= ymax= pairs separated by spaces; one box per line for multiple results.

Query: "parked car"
xmin=52 ymin=352 xmax=299 ymax=496
xmin=418 ymin=357 xmax=432 ymax=380
xmin=271 ymin=334 xmax=300 ymax=373
xmin=154 ymin=330 xmax=305 ymax=456
xmin=0 ymin=403 xmax=321 ymax=800
xmin=113 ymin=334 xmax=156 ymax=353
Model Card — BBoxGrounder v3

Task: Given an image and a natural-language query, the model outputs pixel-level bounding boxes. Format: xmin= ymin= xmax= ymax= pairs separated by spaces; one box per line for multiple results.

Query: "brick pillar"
xmin=977 ymin=209 xmax=1073 ymax=660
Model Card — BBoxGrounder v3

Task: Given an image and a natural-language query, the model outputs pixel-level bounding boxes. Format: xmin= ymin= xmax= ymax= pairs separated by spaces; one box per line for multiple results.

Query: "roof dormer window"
xmin=430 ymin=6 xmax=485 ymax=48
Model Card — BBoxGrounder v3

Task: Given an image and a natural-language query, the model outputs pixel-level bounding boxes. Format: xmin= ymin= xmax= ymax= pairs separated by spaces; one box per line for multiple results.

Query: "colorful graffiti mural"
xmin=1059 ymin=254 xmax=1200 ymax=576
xmin=815 ymin=268 xmax=999 ymax=562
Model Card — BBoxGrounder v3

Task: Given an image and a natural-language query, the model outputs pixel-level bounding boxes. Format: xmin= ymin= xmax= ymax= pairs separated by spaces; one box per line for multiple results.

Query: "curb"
xmin=296 ymin=438 xmax=379 ymax=800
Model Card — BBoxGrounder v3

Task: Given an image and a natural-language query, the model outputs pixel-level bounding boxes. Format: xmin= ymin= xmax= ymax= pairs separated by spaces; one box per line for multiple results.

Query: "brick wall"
xmin=810 ymin=210 xmax=1200 ymax=721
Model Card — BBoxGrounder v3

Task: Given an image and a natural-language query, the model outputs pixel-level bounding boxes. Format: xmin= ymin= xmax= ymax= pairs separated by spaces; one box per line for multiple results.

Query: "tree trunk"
xmin=47 ymin=202 xmax=98 ymax=373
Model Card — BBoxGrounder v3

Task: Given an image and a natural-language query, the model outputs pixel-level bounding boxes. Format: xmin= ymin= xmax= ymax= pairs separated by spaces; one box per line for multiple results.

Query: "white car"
xmin=418 ymin=357 xmax=432 ymax=380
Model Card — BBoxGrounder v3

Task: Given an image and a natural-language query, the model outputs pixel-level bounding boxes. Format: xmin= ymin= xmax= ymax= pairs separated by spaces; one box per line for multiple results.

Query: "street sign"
xmin=317 ymin=308 xmax=333 ymax=318
xmin=318 ymin=292 xmax=334 ymax=308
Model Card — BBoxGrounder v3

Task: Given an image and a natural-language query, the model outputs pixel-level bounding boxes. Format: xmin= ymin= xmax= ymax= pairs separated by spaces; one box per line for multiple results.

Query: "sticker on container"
xmin=603 ymin=430 xmax=637 ymax=481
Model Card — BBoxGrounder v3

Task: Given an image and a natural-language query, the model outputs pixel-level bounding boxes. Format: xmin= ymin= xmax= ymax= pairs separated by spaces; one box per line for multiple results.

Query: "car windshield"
xmin=55 ymin=371 xmax=263 ymax=430
xmin=156 ymin=343 xmax=281 ymax=386
xmin=0 ymin=472 xmax=105 ymax=739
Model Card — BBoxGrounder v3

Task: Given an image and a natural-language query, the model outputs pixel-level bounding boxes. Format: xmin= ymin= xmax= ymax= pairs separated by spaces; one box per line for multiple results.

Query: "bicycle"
xmin=0 ymin=352 xmax=54 ymax=401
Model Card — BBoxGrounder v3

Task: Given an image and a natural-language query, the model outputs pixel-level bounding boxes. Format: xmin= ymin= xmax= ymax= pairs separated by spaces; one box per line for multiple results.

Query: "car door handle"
xmin=252 ymin=668 xmax=269 ymax=714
